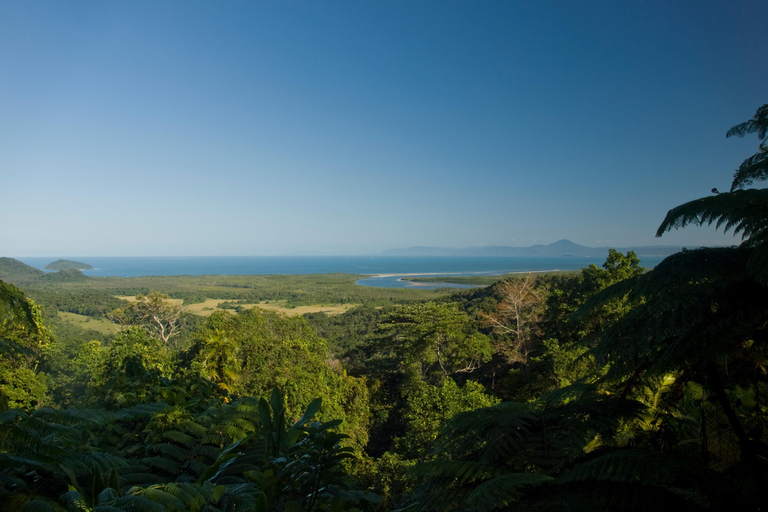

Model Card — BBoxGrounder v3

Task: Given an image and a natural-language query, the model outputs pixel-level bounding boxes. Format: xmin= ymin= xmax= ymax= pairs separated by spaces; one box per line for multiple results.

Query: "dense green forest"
xmin=2 ymin=106 xmax=767 ymax=510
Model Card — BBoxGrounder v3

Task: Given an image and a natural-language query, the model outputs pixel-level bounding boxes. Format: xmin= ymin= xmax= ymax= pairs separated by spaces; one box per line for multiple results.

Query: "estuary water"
xmin=18 ymin=255 xmax=665 ymax=289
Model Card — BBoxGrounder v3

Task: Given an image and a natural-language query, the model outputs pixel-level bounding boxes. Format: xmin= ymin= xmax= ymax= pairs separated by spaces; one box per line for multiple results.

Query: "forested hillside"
xmin=2 ymin=106 xmax=767 ymax=510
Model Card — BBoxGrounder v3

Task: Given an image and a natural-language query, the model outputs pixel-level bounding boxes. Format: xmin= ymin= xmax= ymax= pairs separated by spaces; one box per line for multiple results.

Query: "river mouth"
xmin=356 ymin=273 xmax=488 ymax=289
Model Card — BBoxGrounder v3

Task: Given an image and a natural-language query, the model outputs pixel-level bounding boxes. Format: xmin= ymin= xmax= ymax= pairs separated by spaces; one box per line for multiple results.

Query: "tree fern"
xmin=657 ymin=104 xmax=768 ymax=283
xmin=576 ymin=247 xmax=766 ymax=385
xmin=557 ymin=448 xmax=680 ymax=485
xmin=463 ymin=473 xmax=553 ymax=512
xmin=730 ymin=151 xmax=768 ymax=191
xmin=656 ymin=188 xmax=768 ymax=241
xmin=728 ymin=103 xmax=768 ymax=190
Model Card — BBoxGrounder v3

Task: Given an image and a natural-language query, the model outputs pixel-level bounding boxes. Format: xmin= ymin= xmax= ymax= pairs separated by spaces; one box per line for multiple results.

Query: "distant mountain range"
xmin=381 ymin=239 xmax=687 ymax=258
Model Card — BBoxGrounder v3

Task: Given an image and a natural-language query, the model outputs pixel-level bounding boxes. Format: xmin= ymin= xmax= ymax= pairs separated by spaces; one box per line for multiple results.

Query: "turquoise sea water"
xmin=17 ymin=256 xmax=665 ymax=289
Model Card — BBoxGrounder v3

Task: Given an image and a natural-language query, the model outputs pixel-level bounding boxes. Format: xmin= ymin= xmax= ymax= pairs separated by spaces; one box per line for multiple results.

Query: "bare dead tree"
xmin=107 ymin=292 xmax=182 ymax=346
xmin=482 ymin=273 xmax=544 ymax=364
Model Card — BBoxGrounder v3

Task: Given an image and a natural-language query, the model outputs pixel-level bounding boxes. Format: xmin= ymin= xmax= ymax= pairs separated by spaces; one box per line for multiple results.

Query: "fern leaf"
xmin=464 ymin=472 xmax=553 ymax=511
xmin=726 ymin=104 xmax=768 ymax=141
xmin=160 ymin=429 xmax=196 ymax=448
xmin=731 ymin=151 xmax=768 ymax=190
xmin=558 ymin=448 xmax=678 ymax=485
xmin=656 ymin=189 xmax=768 ymax=244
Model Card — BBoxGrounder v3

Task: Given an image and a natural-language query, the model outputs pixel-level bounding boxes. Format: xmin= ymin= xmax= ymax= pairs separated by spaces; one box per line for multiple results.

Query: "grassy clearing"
xmin=241 ymin=302 xmax=357 ymax=316
xmin=15 ymin=274 xmax=462 ymax=333
xmin=116 ymin=295 xmax=184 ymax=306
xmin=116 ymin=296 xmax=355 ymax=317
xmin=182 ymin=298 xmax=231 ymax=316
xmin=43 ymin=273 xmax=453 ymax=308
xmin=57 ymin=312 xmax=117 ymax=335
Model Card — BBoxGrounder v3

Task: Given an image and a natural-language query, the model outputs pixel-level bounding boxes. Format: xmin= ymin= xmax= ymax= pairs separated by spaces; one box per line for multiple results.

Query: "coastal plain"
xmin=0 ymin=259 xmax=467 ymax=338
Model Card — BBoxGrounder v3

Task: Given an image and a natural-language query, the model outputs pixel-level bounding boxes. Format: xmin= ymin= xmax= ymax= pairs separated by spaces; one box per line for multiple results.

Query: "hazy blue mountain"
xmin=382 ymin=239 xmax=687 ymax=258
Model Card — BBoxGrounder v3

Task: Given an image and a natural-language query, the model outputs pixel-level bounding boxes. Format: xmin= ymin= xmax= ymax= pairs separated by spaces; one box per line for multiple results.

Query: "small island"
xmin=44 ymin=259 xmax=93 ymax=270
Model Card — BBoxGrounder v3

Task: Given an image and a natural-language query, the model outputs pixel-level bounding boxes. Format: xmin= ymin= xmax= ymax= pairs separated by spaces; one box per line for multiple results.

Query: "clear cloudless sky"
xmin=1 ymin=1 xmax=767 ymax=256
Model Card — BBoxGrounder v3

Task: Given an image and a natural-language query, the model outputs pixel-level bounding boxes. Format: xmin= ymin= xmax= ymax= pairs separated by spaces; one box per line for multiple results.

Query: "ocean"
xmin=17 ymin=255 xmax=666 ymax=289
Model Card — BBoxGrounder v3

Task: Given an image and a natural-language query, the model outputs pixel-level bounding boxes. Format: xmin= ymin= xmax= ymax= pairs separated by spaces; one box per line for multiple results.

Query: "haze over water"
xmin=18 ymin=256 xmax=665 ymax=289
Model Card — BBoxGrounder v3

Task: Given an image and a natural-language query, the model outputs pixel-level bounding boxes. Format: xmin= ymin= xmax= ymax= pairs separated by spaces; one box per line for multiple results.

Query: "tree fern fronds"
xmin=111 ymin=493 xmax=169 ymax=512
xmin=32 ymin=407 xmax=127 ymax=428
xmin=408 ymin=460 xmax=496 ymax=484
xmin=335 ymin=489 xmax=382 ymax=508
xmin=656 ymin=189 xmax=768 ymax=242
xmin=537 ymin=380 xmax=598 ymax=407
xmin=438 ymin=401 xmax=536 ymax=442
xmin=744 ymin=241 xmax=768 ymax=284
xmin=120 ymin=402 xmax=170 ymax=419
xmin=194 ymin=444 xmax=221 ymax=461
xmin=148 ymin=483 xmax=202 ymax=507
xmin=91 ymin=506 xmax=124 ymax=512
xmin=578 ymin=247 xmax=752 ymax=314
xmin=0 ymin=408 xmax=30 ymax=422
xmin=410 ymin=481 xmax=473 ymax=512
xmin=531 ymin=480 xmax=708 ymax=512
xmin=584 ymin=256 xmax=768 ymax=382
xmin=209 ymin=424 xmax=252 ymax=441
xmin=726 ymin=104 xmax=768 ymax=141
xmin=434 ymin=402 xmax=538 ymax=465
xmin=60 ymin=489 xmax=92 ymax=512
xmin=537 ymin=381 xmax=644 ymax=439
xmin=141 ymin=456 xmax=181 ymax=476
xmin=66 ymin=453 xmax=130 ymax=481
xmin=0 ymin=453 xmax=58 ymax=475
xmin=95 ymin=487 xmax=120 ymax=505
xmin=464 ymin=472 xmax=553 ymax=512
xmin=558 ymin=448 xmax=679 ymax=485
xmin=181 ymin=459 xmax=207 ymax=477
xmin=117 ymin=471 xmax=164 ymax=487
xmin=731 ymin=151 xmax=768 ymax=190
xmin=198 ymin=433 xmax=224 ymax=446
xmin=13 ymin=498 xmax=67 ymax=512
xmin=574 ymin=248 xmax=765 ymax=381
xmin=545 ymin=394 xmax=645 ymax=442
xmin=158 ymin=429 xmax=196 ymax=448
xmin=147 ymin=442 xmax=189 ymax=463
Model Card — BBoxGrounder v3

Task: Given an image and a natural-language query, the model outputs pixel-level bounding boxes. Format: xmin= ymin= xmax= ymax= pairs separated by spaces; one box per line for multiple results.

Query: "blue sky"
xmin=2 ymin=1 xmax=766 ymax=256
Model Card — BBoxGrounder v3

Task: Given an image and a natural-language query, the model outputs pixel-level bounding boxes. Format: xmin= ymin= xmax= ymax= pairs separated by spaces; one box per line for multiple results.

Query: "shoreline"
xmin=367 ymin=269 xmax=566 ymax=279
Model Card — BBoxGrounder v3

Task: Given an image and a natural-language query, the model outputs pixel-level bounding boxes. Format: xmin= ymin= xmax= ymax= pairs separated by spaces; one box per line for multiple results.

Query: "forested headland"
xmin=44 ymin=260 xmax=94 ymax=271
xmin=2 ymin=106 xmax=768 ymax=511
